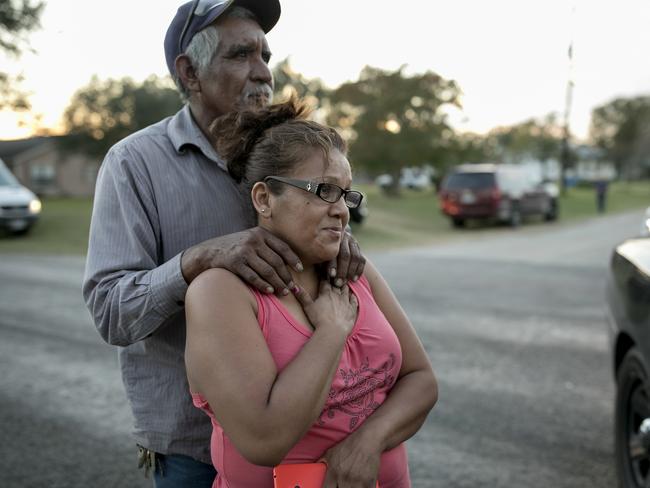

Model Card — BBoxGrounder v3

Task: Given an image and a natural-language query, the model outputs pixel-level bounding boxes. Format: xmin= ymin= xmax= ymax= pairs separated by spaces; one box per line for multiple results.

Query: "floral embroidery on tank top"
xmin=318 ymin=353 xmax=397 ymax=429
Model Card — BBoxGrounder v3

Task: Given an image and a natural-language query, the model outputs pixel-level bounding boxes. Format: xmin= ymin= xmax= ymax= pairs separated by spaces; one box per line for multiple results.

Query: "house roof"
xmin=0 ymin=136 xmax=62 ymax=161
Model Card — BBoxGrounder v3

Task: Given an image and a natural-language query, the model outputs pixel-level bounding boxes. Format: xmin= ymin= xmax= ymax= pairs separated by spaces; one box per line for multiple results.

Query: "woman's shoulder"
xmin=187 ymin=268 xmax=257 ymax=311
xmin=190 ymin=267 xmax=245 ymax=289
xmin=356 ymin=259 xmax=383 ymax=292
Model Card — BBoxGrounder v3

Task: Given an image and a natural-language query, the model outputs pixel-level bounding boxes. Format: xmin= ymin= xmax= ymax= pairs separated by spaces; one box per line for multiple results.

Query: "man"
xmin=82 ymin=1 xmax=364 ymax=486
xmin=595 ymin=179 xmax=608 ymax=213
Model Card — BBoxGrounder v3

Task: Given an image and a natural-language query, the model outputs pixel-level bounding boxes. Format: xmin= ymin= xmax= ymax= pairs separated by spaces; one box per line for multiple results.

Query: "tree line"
xmin=57 ymin=61 xmax=650 ymax=181
xmin=1 ymin=0 xmax=45 ymax=111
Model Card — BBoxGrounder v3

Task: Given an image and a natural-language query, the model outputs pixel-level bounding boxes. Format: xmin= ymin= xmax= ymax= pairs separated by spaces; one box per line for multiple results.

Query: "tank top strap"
xmin=246 ymin=286 xmax=271 ymax=338
xmin=349 ymin=273 xmax=372 ymax=297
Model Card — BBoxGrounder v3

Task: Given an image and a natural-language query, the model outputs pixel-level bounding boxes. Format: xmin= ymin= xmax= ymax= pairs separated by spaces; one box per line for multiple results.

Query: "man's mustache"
xmin=244 ymin=85 xmax=274 ymax=104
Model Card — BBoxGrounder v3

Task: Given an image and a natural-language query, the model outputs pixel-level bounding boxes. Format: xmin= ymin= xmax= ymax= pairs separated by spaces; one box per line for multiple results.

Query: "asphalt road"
xmin=0 ymin=209 xmax=646 ymax=487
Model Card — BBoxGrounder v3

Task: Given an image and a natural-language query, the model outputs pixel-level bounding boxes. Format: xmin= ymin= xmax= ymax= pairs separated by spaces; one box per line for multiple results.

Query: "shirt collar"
xmin=167 ymin=104 xmax=226 ymax=170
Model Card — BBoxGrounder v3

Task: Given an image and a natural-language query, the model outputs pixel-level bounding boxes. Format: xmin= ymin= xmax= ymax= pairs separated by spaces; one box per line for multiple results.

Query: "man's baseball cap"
xmin=164 ymin=0 xmax=281 ymax=77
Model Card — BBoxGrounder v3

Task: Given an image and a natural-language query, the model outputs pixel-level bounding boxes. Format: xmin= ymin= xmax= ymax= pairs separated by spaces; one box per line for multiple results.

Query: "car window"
xmin=443 ymin=172 xmax=496 ymax=190
xmin=0 ymin=160 xmax=20 ymax=187
xmin=497 ymin=169 xmax=532 ymax=192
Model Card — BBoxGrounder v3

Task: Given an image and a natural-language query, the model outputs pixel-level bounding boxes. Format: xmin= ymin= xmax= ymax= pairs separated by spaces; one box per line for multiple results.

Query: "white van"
xmin=0 ymin=157 xmax=41 ymax=234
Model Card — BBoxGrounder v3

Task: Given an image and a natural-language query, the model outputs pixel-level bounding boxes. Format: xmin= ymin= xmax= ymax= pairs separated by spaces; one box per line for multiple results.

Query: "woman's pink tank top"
xmin=192 ymin=275 xmax=411 ymax=487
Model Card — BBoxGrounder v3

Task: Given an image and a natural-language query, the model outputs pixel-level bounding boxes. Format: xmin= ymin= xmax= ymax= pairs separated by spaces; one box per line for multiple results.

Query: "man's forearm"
xmin=83 ymin=252 xmax=187 ymax=346
xmin=180 ymin=244 xmax=212 ymax=284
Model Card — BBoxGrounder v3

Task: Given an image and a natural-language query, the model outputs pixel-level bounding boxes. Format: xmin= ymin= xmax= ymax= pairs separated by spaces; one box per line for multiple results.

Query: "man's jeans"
xmin=153 ymin=453 xmax=216 ymax=488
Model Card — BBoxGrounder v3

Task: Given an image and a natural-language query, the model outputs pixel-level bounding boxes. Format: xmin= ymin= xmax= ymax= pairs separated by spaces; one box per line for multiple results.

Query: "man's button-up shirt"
xmin=83 ymin=105 xmax=255 ymax=463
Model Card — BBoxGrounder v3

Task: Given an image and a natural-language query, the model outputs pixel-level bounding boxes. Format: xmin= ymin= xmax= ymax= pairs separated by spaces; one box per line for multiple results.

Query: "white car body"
xmin=641 ymin=207 xmax=650 ymax=237
xmin=0 ymin=157 xmax=41 ymax=233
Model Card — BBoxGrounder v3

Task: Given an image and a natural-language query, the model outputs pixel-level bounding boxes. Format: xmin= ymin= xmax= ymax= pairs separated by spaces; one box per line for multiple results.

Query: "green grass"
xmin=350 ymin=185 xmax=452 ymax=250
xmin=0 ymin=197 xmax=93 ymax=255
xmin=0 ymin=181 xmax=648 ymax=255
xmin=351 ymin=181 xmax=650 ymax=250
xmin=558 ymin=181 xmax=649 ymax=220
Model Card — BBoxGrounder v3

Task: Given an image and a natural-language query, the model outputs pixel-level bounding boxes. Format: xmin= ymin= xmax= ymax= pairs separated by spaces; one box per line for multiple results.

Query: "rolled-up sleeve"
xmin=82 ymin=143 xmax=188 ymax=346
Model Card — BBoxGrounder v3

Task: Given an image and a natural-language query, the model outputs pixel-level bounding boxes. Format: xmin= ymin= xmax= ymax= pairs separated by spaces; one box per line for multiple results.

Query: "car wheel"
xmin=10 ymin=226 xmax=32 ymax=236
xmin=509 ymin=204 xmax=521 ymax=228
xmin=545 ymin=199 xmax=558 ymax=221
xmin=451 ymin=217 xmax=465 ymax=228
xmin=616 ymin=348 xmax=650 ymax=488
xmin=349 ymin=208 xmax=364 ymax=224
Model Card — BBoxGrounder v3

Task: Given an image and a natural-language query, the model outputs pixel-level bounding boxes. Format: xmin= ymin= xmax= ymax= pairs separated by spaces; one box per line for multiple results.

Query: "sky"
xmin=1 ymin=0 xmax=649 ymax=141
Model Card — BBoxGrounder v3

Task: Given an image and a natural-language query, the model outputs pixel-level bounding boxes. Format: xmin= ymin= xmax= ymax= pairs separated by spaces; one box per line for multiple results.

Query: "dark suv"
xmin=438 ymin=163 xmax=558 ymax=227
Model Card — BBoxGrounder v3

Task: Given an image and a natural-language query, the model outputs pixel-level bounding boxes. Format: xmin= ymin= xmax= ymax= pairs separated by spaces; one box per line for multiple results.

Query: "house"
xmin=0 ymin=136 xmax=101 ymax=197
xmin=507 ymin=144 xmax=617 ymax=186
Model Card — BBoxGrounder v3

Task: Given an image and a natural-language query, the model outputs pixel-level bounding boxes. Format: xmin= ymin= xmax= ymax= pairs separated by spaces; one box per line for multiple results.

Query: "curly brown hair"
xmin=209 ymin=97 xmax=348 ymax=198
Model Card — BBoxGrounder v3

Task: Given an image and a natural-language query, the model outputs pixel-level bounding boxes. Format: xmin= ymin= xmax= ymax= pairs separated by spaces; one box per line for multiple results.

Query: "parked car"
xmin=375 ymin=165 xmax=436 ymax=192
xmin=399 ymin=166 xmax=434 ymax=191
xmin=0 ymin=157 xmax=41 ymax=234
xmin=641 ymin=207 xmax=650 ymax=237
xmin=606 ymin=219 xmax=650 ymax=488
xmin=375 ymin=173 xmax=394 ymax=190
xmin=349 ymin=197 xmax=368 ymax=225
xmin=438 ymin=163 xmax=558 ymax=228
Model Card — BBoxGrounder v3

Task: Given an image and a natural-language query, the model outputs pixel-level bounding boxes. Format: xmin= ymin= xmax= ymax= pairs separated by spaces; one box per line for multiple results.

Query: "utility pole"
xmin=560 ymin=6 xmax=576 ymax=195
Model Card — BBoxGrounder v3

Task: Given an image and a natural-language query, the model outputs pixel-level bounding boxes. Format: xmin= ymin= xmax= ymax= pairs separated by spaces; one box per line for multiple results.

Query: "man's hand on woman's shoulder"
xmin=328 ymin=230 xmax=366 ymax=288
xmin=181 ymin=227 xmax=303 ymax=295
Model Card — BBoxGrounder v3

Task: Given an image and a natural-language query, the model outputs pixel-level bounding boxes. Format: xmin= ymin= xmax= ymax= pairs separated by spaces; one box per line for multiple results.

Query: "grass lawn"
xmin=557 ymin=181 xmax=649 ymax=220
xmin=0 ymin=198 xmax=93 ymax=255
xmin=350 ymin=180 xmax=650 ymax=250
xmin=0 ymin=181 xmax=648 ymax=255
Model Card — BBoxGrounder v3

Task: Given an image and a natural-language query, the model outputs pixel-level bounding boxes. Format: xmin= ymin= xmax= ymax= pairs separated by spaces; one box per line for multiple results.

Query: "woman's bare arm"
xmin=323 ymin=259 xmax=437 ymax=487
xmin=185 ymin=268 xmax=357 ymax=466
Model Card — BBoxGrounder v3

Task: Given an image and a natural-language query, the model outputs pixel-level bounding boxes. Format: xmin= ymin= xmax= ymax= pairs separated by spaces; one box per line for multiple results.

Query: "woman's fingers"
xmin=292 ymin=283 xmax=314 ymax=308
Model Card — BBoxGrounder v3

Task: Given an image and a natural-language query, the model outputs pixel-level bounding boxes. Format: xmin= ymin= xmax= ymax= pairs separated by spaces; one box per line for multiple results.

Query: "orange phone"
xmin=273 ymin=462 xmax=326 ymax=488
xmin=273 ymin=462 xmax=379 ymax=488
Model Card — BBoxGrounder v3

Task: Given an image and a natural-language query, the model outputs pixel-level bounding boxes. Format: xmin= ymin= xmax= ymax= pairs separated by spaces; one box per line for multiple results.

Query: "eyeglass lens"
xmin=319 ymin=184 xmax=362 ymax=208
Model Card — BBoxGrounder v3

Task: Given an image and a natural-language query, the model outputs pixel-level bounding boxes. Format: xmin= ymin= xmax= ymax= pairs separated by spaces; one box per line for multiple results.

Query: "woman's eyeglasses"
xmin=178 ymin=0 xmax=233 ymax=53
xmin=264 ymin=176 xmax=364 ymax=209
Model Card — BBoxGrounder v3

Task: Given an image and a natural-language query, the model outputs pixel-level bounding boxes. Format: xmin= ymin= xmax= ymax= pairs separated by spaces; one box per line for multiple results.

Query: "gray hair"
xmin=173 ymin=6 xmax=259 ymax=101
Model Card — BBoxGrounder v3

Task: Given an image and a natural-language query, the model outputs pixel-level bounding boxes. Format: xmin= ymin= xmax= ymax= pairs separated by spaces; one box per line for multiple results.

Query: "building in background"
xmin=0 ymin=137 xmax=100 ymax=197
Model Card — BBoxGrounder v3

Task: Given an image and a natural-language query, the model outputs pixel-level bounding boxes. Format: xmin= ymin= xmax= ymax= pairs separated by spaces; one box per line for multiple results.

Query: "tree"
xmin=590 ymin=96 xmax=650 ymax=179
xmin=271 ymin=57 xmax=341 ymax=129
xmin=328 ymin=65 xmax=461 ymax=188
xmin=0 ymin=0 xmax=45 ymax=110
xmin=487 ymin=114 xmax=563 ymax=164
xmin=60 ymin=75 xmax=182 ymax=156
xmin=272 ymin=58 xmax=330 ymax=105
xmin=446 ymin=132 xmax=491 ymax=168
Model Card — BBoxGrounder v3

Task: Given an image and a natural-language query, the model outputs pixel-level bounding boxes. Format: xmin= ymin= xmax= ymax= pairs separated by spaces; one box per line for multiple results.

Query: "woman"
xmin=185 ymin=98 xmax=437 ymax=487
